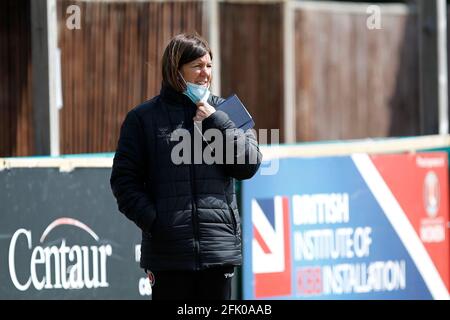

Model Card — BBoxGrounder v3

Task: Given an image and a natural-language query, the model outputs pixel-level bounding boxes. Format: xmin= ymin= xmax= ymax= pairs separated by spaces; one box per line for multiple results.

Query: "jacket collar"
xmin=160 ymin=84 xmax=196 ymax=109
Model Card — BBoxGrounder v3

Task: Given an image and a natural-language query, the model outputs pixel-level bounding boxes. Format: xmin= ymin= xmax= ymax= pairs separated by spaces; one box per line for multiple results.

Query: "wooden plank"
xmin=0 ymin=1 xmax=12 ymax=156
xmin=418 ymin=0 xmax=448 ymax=135
xmin=31 ymin=0 xmax=53 ymax=155
xmin=418 ymin=0 xmax=439 ymax=134
xmin=220 ymin=2 xmax=284 ymax=141
xmin=294 ymin=4 xmax=420 ymax=142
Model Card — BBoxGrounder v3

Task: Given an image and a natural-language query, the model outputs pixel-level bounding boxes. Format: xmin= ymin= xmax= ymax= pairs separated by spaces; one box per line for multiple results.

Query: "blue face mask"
xmin=183 ymin=81 xmax=210 ymax=104
xmin=183 ymin=82 xmax=210 ymax=103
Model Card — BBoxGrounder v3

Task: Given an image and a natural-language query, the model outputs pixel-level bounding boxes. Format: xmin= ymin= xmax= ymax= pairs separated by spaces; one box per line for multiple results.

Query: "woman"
xmin=110 ymin=33 xmax=261 ymax=300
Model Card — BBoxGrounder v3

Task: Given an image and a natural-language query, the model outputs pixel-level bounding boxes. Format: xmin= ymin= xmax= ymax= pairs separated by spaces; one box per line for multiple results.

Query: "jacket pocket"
xmin=227 ymin=204 xmax=242 ymax=240
xmin=227 ymin=203 xmax=237 ymax=233
xmin=149 ymin=210 xmax=159 ymax=236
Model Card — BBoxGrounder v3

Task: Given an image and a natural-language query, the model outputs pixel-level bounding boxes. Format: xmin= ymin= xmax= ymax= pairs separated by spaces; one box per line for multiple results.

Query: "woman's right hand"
xmin=193 ymin=101 xmax=216 ymax=122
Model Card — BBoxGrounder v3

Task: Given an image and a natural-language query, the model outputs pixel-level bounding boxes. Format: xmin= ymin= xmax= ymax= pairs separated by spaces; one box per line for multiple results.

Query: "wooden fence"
xmin=220 ymin=2 xmax=285 ymax=141
xmin=294 ymin=3 xmax=420 ymax=141
xmin=57 ymin=0 xmax=204 ymax=154
xmin=0 ymin=0 xmax=33 ymax=157
xmin=0 ymin=0 xmax=433 ymax=156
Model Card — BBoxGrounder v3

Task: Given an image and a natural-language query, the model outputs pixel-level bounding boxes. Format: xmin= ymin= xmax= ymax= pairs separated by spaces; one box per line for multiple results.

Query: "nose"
xmin=200 ymin=65 xmax=209 ymax=77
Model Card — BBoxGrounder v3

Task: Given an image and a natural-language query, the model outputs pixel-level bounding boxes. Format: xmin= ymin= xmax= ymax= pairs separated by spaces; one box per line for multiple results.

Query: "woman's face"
xmin=179 ymin=53 xmax=212 ymax=87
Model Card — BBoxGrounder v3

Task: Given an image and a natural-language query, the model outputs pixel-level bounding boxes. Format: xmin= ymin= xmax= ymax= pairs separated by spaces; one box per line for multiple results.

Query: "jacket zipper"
xmin=187 ymin=104 xmax=200 ymax=271
xmin=189 ymin=163 xmax=200 ymax=270
xmin=166 ymin=100 xmax=201 ymax=270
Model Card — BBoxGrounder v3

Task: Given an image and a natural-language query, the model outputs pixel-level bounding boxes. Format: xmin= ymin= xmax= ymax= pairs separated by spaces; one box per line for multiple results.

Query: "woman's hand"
xmin=193 ymin=101 xmax=216 ymax=122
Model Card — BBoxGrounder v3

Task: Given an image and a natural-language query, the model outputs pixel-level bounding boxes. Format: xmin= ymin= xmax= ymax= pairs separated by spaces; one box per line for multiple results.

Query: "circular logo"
xmin=147 ymin=270 xmax=156 ymax=287
xmin=424 ymin=171 xmax=440 ymax=218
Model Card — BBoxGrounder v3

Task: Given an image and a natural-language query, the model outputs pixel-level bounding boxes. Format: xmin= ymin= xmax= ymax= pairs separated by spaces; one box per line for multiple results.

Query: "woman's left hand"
xmin=193 ymin=101 xmax=216 ymax=122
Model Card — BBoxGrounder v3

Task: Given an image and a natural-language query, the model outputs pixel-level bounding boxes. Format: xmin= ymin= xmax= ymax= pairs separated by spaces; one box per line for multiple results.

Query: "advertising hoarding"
xmin=0 ymin=164 xmax=149 ymax=299
xmin=242 ymin=152 xmax=449 ymax=299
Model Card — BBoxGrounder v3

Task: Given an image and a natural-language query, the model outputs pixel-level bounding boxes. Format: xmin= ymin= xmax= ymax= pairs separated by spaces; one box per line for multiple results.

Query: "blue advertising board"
xmin=242 ymin=153 xmax=449 ymax=299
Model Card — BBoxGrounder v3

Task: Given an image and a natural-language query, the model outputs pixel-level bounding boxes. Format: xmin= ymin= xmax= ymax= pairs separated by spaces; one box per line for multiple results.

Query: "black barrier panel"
xmin=0 ymin=167 xmax=149 ymax=299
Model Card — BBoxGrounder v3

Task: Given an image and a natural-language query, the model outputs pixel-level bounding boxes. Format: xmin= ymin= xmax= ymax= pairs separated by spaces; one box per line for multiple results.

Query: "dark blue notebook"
xmin=216 ymin=94 xmax=255 ymax=131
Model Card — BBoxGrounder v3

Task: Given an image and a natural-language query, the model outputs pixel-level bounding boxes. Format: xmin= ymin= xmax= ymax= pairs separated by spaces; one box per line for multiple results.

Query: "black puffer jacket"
xmin=110 ymin=85 xmax=262 ymax=271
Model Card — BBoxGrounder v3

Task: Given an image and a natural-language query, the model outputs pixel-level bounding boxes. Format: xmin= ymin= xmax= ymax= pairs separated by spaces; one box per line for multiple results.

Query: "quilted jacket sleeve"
xmin=202 ymin=109 xmax=262 ymax=180
xmin=110 ymin=110 xmax=156 ymax=233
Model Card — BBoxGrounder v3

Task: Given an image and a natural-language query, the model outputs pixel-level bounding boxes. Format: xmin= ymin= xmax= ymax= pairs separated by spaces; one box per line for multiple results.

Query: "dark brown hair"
xmin=161 ymin=33 xmax=212 ymax=92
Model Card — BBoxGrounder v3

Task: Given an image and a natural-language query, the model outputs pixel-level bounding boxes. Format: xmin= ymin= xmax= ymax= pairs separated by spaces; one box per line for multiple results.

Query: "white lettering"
xmin=60 ymin=240 xmax=70 ymax=289
xmin=68 ymin=245 xmax=83 ymax=289
xmin=44 ymin=245 xmax=62 ymax=289
xmin=322 ymin=260 xmax=406 ymax=295
xmin=139 ymin=277 xmax=152 ymax=296
xmin=66 ymin=5 xmax=81 ymax=30
xmin=8 ymin=229 xmax=112 ymax=291
xmin=420 ymin=224 xmax=445 ymax=243
xmin=82 ymin=246 xmax=98 ymax=289
xmin=30 ymin=246 xmax=46 ymax=290
xmin=366 ymin=5 xmax=381 ymax=30
xmin=9 ymin=229 xmax=32 ymax=291
xmin=416 ymin=157 xmax=445 ymax=168
xmin=294 ymin=227 xmax=372 ymax=261
xmin=293 ymin=193 xmax=350 ymax=225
